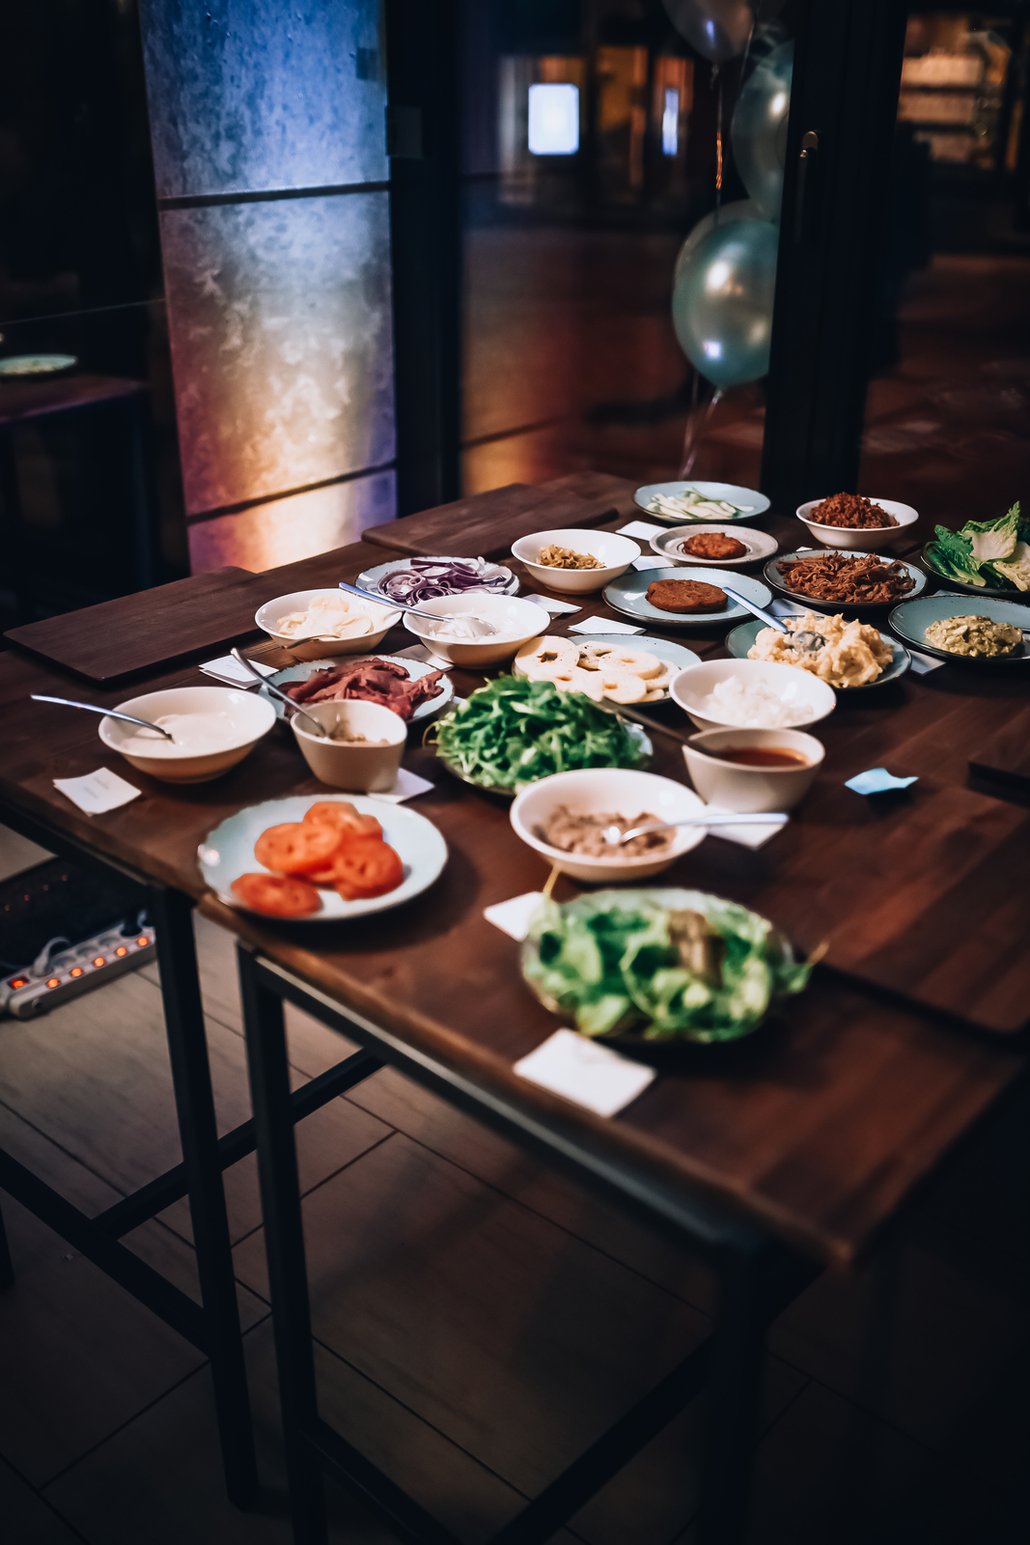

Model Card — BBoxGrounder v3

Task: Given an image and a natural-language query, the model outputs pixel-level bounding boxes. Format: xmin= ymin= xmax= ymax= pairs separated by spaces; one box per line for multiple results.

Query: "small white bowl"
xmin=290 ymin=700 xmax=407 ymax=792
xmin=796 ymin=498 xmax=918 ymax=551
xmin=99 ymin=686 xmax=276 ymax=784
xmin=510 ymin=767 xmax=707 ymax=883
xmin=255 ymin=587 xmax=401 ymax=659
xmin=511 ymin=528 xmax=641 ymax=594
xmin=669 ymin=658 xmax=836 ymax=733
xmin=403 ymin=592 xmax=550 ymax=667
xmin=683 ymin=728 xmax=824 ymax=814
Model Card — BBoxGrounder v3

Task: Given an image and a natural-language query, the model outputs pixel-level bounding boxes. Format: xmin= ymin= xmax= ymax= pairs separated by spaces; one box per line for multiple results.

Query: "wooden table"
xmin=0 ymin=474 xmax=1027 ymax=1544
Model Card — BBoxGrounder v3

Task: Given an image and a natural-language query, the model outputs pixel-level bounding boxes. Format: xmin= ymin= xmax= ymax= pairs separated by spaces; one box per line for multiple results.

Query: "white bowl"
xmin=403 ymin=592 xmax=550 ymax=666
xmin=510 ymin=528 xmax=641 ymax=594
xmin=255 ymin=587 xmax=401 ymax=659
xmin=796 ymin=498 xmax=918 ymax=551
xmin=510 ymin=767 xmax=707 ymax=883
xmin=99 ymin=686 xmax=276 ymax=784
xmin=683 ymin=728 xmax=824 ymax=813
xmin=290 ymin=700 xmax=407 ymax=792
xmin=669 ymin=658 xmax=836 ymax=733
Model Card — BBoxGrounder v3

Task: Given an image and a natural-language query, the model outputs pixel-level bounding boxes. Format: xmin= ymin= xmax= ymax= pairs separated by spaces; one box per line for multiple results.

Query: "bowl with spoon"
xmin=90 ymin=686 xmax=276 ymax=783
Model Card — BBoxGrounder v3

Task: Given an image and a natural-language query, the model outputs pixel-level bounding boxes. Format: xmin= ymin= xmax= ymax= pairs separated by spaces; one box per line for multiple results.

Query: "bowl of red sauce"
xmin=682 ymin=727 xmax=824 ymax=813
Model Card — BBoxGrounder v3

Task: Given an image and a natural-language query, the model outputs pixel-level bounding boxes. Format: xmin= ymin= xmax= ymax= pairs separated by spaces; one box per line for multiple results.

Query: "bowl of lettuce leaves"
xmin=521 ymin=889 xmax=811 ymax=1048
xmin=922 ymin=502 xmax=1030 ymax=596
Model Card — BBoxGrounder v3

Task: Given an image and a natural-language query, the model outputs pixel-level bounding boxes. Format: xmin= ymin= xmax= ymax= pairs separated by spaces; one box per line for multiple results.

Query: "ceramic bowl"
xmin=255 ymin=587 xmax=401 ymax=659
xmin=403 ymin=592 xmax=550 ymax=666
xmin=510 ymin=767 xmax=707 ymax=883
xmin=669 ymin=658 xmax=836 ymax=733
xmin=795 ymin=498 xmax=918 ymax=551
xmin=99 ymin=686 xmax=276 ymax=784
xmin=683 ymin=728 xmax=824 ymax=814
xmin=510 ymin=528 xmax=641 ymax=594
xmin=290 ymin=700 xmax=407 ymax=792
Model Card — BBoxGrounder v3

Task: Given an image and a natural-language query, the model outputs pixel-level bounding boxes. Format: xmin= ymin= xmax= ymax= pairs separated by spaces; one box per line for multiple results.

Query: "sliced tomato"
xmin=254 ymin=821 xmax=341 ymax=876
xmin=231 ymin=873 xmax=321 ymax=917
xmin=333 ymin=838 xmax=404 ymax=901
xmin=303 ymin=801 xmax=383 ymax=842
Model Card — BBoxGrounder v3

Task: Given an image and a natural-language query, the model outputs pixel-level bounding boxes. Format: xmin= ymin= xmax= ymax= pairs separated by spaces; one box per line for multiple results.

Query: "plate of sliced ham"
xmin=262 ymin=654 xmax=453 ymax=725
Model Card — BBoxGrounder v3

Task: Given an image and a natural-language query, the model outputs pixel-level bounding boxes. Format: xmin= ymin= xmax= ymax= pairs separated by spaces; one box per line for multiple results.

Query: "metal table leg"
xmin=148 ymin=886 xmax=259 ymax=1509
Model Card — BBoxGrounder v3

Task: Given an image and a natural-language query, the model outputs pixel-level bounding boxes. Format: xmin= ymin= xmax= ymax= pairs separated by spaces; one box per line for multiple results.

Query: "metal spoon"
xmin=603 ymin=811 xmax=789 ymax=847
xmin=31 ymin=693 xmax=176 ymax=741
xmin=720 ymin=585 xmax=824 ymax=655
xmin=229 ymin=649 xmax=331 ymax=738
xmin=338 ymin=579 xmax=495 ymax=640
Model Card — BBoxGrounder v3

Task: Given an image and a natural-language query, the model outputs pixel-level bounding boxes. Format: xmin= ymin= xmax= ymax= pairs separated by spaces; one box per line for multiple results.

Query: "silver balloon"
xmin=671 ymin=218 xmax=779 ymax=389
xmin=662 ymin=0 xmax=753 ymax=64
xmin=731 ymin=40 xmax=793 ymax=220
xmin=674 ymin=199 xmax=765 ymax=283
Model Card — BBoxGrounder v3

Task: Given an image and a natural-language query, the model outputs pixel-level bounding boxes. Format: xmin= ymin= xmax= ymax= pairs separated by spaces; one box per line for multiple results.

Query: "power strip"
xmin=1 ymin=924 xmax=155 ymax=1019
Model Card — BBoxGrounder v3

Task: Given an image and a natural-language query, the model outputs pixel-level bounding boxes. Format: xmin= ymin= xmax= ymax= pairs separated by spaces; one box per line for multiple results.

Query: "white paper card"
xmin=483 ymin=891 xmax=545 ymax=942
xmin=515 ymin=1029 xmax=655 ymax=1117
xmin=908 ymin=649 xmax=944 ymax=675
xmin=631 ymin=556 xmax=666 ymax=572
xmin=705 ymin=802 xmax=786 ymax=849
xmin=524 ymin=593 xmax=581 ymax=616
xmin=199 ymin=654 xmax=276 ymax=686
xmin=54 ymin=768 xmax=141 ymax=815
xmin=370 ymin=768 xmax=434 ymax=803
xmin=618 ymin=519 xmax=663 ymax=540
xmin=392 ymin=642 xmax=454 ymax=670
xmin=568 ymin=615 xmax=644 ymax=636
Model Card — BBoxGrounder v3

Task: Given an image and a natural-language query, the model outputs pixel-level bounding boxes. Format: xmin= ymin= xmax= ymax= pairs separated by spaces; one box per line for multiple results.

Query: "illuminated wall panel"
xmin=140 ymin=0 xmax=387 ymax=197
xmin=187 ymin=471 xmax=396 ymax=572
xmin=161 ymin=192 xmax=395 ymax=516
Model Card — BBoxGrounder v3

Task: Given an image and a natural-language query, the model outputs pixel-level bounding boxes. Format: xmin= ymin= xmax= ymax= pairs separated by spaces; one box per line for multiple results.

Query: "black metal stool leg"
xmin=0 ymin=1193 xmax=14 ymax=1289
xmin=239 ymin=948 xmax=328 ymax=1545
xmin=148 ymin=887 xmax=258 ymax=1508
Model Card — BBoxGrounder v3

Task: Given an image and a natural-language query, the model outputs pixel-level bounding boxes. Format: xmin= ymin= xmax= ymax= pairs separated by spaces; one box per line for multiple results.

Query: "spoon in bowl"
xmin=337 ymin=580 xmax=496 ymax=640
xmin=31 ymin=693 xmax=176 ymax=740
xmin=603 ymin=811 xmax=789 ymax=847
xmin=720 ymin=585 xmax=825 ymax=656
xmin=229 ymin=649 xmax=331 ymax=737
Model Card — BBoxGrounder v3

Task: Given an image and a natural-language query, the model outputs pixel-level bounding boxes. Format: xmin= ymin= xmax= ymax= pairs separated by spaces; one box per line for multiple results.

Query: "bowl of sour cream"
xmin=403 ymin=592 xmax=551 ymax=666
xmin=98 ymin=686 xmax=277 ymax=783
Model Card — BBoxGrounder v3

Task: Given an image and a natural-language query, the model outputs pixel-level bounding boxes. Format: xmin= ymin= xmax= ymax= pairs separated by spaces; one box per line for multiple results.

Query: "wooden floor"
xmin=1 ymin=826 xmax=1028 ymax=1544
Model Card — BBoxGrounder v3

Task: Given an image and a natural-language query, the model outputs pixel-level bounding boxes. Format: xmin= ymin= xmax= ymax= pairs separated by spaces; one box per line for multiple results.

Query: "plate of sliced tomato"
xmin=198 ymin=795 xmax=448 ymax=921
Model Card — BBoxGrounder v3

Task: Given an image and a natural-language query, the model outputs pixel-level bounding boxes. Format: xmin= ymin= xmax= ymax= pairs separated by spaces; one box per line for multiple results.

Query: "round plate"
xmin=262 ymin=655 xmax=454 ymax=724
xmin=434 ymin=719 xmax=653 ymax=800
xmin=602 ymin=566 xmax=773 ymax=628
xmin=725 ymin=618 xmax=911 ymax=690
xmin=918 ymin=542 xmax=1025 ymax=600
xmin=356 ymin=555 xmax=519 ymax=600
xmin=0 ymin=353 xmax=77 ymax=379
xmin=512 ymin=632 xmax=701 ymax=704
xmin=650 ymin=525 xmax=778 ymax=567
xmin=764 ymin=549 xmax=926 ymax=611
xmin=634 ymin=480 xmax=770 ymax=523
xmin=198 ymin=794 xmax=448 ymax=922
xmin=888 ymin=594 xmax=1030 ymax=665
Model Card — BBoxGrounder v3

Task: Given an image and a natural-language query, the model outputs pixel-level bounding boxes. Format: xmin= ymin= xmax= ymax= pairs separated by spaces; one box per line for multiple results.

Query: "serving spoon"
xmin=720 ymin=585 xmax=824 ymax=655
xmin=603 ymin=811 xmax=789 ymax=847
xmin=338 ymin=579 xmax=495 ymax=640
xmin=229 ymin=649 xmax=331 ymax=738
xmin=31 ymin=693 xmax=176 ymax=740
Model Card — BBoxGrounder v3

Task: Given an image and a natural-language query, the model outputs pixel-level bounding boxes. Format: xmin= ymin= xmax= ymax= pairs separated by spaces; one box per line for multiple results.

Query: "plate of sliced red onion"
xmin=356 ymin=555 xmax=519 ymax=604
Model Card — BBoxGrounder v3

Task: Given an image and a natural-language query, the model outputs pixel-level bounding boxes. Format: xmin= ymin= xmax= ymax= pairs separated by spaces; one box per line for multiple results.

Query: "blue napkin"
xmin=845 ymin=767 xmax=918 ymax=796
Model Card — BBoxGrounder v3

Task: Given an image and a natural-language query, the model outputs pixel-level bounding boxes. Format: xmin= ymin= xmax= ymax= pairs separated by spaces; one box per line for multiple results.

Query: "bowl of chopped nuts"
xmin=511 ymin=528 xmax=641 ymax=594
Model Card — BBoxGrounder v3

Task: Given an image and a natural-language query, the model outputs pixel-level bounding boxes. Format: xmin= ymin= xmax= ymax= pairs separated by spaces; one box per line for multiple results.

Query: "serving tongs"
xmin=720 ymin=586 xmax=824 ymax=655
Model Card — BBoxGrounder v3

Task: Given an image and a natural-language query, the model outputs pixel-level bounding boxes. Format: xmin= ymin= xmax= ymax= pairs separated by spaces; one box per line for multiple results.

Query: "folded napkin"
xmin=484 ymin=890 xmax=545 ymax=941
xmin=705 ymin=803 xmax=787 ymax=849
xmin=54 ymin=768 xmax=141 ymax=814
xmin=514 ymin=1029 xmax=655 ymax=1116
xmin=631 ymin=556 xmax=666 ymax=572
xmin=618 ymin=519 xmax=664 ymax=540
xmin=568 ymin=615 xmax=644 ymax=636
xmin=200 ymin=653 xmax=276 ymax=686
xmin=908 ymin=649 xmax=944 ymax=676
xmin=523 ymin=593 xmax=581 ymax=616
xmin=845 ymin=767 xmax=918 ymax=795
xmin=370 ymin=768 xmax=434 ymax=803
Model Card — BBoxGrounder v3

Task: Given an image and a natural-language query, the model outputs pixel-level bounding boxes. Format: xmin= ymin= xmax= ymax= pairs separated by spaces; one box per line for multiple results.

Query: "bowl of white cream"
xmin=403 ymin=592 xmax=550 ymax=666
xmin=255 ymin=588 xmax=401 ymax=658
xmin=99 ymin=687 xmax=277 ymax=783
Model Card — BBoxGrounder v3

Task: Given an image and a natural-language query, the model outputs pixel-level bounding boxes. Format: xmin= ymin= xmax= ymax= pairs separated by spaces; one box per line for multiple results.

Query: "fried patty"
xmin=646 ymin=578 xmax=727 ymax=613
xmin=680 ymin=532 xmax=748 ymax=561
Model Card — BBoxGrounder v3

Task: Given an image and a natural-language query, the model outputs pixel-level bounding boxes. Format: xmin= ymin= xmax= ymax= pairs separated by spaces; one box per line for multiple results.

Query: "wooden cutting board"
xmin=3 ymin=567 xmax=264 ymax=685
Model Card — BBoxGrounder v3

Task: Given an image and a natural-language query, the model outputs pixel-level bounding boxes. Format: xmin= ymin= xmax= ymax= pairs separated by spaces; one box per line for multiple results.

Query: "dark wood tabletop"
xmin=1 ymin=473 xmax=1026 ymax=1265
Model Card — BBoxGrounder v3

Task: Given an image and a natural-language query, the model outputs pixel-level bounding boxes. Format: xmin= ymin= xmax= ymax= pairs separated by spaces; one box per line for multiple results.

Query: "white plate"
xmin=198 ymin=794 xmax=448 ymax=921
xmin=513 ymin=632 xmax=701 ymax=704
xmin=262 ymin=655 xmax=453 ymax=725
xmin=649 ymin=525 xmax=778 ymax=567
xmin=602 ymin=567 xmax=773 ymax=628
xmin=634 ymin=481 xmax=770 ymax=523
xmin=356 ymin=555 xmax=519 ymax=600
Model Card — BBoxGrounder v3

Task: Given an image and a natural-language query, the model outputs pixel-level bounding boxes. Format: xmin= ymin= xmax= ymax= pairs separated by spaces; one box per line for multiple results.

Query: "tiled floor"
xmin=1 ymin=829 xmax=1028 ymax=1543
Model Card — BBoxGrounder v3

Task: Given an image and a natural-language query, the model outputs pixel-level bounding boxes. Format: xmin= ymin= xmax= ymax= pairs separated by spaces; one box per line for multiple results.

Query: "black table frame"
xmin=237 ymin=945 xmax=818 ymax=1545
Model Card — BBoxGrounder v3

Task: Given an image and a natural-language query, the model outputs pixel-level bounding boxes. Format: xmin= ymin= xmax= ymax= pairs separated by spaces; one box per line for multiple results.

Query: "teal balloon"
xmin=731 ymin=41 xmax=793 ymax=221
xmin=662 ymin=0 xmax=753 ymax=64
xmin=671 ymin=219 xmax=779 ymax=389
xmin=674 ymin=199 xmax=764 ymax=280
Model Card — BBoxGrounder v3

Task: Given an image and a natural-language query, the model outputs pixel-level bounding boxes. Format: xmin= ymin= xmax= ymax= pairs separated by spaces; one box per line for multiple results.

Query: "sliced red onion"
xmin=377 ymin=556 xmax=513 ymax=602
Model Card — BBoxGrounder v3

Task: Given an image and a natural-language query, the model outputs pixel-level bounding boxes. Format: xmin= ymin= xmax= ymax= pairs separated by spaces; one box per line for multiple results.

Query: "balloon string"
xmin=714 ymin=65 xmax=723 ymax=202
xmin=679 ymin=385 xmax=723 ymax=478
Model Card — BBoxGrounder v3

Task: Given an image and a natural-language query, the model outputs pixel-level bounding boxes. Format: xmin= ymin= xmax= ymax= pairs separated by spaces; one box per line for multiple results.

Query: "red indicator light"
xmin=10 ymin=977 xmax=27 ymax=989
xmin=115 ymin=945 xmax=128 ymax=958
xmin=46 ymin=977 xmax=60 ymax=989
xmin=93 ymin=956 xmax=105 ymax=968
xmin=136 ymin=936 xmax=150 ymax=947
xmin=70 ymin=967 xmax=84 ymax=978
